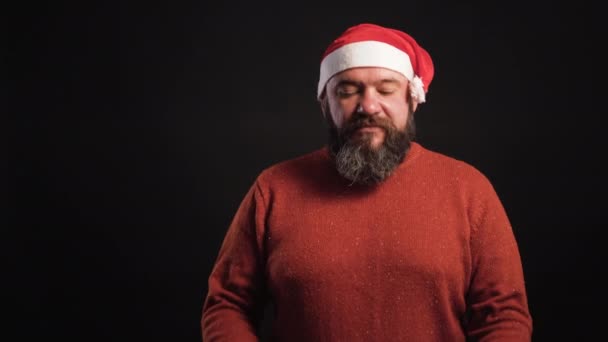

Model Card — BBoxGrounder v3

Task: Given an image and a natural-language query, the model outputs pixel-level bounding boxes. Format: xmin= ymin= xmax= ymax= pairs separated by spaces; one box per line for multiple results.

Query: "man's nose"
xmin=358 ymin=89 xmax=381 ymax=115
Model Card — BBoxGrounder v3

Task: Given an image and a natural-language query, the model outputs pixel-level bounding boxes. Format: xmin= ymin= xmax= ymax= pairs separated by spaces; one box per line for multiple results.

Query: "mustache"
xmin=340 ymin=112 xmax=394 ymax=138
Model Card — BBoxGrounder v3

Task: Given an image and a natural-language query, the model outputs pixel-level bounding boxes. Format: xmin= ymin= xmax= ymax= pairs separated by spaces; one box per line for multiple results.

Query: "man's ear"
xmin=319 ymin=94 xmax=328 ymax=118
xmin=406 ymin=88 xmax=418 ymax=113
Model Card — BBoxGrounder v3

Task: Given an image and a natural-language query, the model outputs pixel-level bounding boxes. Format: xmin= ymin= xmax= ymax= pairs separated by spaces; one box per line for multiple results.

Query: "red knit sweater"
xmin=202 ymin=142 xmax=532 ymax=341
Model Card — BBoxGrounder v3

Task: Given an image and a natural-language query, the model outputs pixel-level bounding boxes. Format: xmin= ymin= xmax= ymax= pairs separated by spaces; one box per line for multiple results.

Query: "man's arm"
xmin=465 ymin=179 xmax=533 ymax=341
xmin=202 ymin=182 xmax=268 ymax=342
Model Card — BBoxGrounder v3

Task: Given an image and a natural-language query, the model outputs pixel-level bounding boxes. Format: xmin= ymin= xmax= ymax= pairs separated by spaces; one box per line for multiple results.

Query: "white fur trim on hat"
xmin=318 ymin=40 xmax=415 ymax=99
xmin=409 ymin=75 xmax=426 ymax=103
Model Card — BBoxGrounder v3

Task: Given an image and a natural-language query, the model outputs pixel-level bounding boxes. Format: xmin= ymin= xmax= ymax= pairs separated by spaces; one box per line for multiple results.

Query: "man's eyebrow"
xmin=335 ymin=79 xmax=360 ymax=87
xmin=335 ymin=78 xmax=402 ymax=87
xmin=377 ymin=78 xmax=401 ymax=85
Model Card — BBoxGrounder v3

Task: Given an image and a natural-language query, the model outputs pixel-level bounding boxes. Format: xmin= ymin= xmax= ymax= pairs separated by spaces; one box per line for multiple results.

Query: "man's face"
xmin=323 ymin=67 xmax=416 ymax=185
xmin=325 ymin=67 xmax=416 ymax=149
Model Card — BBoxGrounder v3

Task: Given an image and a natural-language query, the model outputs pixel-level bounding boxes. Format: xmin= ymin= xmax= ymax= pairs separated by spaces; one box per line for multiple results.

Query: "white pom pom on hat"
xmin=318 ymin=23 xmax=435 ymax=104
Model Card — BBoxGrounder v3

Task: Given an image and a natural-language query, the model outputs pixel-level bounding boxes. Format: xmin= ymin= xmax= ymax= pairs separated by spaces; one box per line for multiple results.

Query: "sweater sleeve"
xmin=465 ymin=177 xmax=533 ymax=341
xmin=201 ymin=181 xmax=269 ymax=342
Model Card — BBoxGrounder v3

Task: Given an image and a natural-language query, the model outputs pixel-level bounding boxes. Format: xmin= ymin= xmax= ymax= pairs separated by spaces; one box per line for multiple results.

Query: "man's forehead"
xmin=330 ymin=67 xmax=407 ymax=85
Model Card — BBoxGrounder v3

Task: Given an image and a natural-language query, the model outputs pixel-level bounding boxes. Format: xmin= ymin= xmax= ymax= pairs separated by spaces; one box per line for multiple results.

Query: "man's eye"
xmin=337 ymin=87 xmax=358 ymax=97
xmin=378 ymin=88 xmax=396 ymax=95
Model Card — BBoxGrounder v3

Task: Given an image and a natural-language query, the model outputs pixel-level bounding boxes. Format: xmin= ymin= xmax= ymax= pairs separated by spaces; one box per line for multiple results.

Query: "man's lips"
xmin=355 ymin=126 xmax=384 ymax=133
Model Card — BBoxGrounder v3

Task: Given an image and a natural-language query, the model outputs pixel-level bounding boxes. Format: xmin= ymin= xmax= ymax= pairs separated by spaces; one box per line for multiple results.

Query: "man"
xmin=202 ymin=23 xmax=533 ymax=341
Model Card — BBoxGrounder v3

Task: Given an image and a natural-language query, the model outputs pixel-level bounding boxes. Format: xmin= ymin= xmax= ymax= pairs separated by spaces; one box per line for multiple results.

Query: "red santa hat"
xmin=318 ymin=23 xmax=434 ymax=104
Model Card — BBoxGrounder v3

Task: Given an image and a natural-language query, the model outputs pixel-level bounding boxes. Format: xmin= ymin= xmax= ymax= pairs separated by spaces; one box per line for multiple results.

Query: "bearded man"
xmin=202 ymin=23 xmax=533 ymax=342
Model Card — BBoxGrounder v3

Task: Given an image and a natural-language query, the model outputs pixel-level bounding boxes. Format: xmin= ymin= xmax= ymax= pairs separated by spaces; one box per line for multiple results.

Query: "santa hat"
xmin=318 ymin=23 xmax=434 ymax=104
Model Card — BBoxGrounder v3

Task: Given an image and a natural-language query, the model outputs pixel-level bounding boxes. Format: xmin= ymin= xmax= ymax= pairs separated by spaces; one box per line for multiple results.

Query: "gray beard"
xmin=328 ymin=112 xmax=415 ymax=186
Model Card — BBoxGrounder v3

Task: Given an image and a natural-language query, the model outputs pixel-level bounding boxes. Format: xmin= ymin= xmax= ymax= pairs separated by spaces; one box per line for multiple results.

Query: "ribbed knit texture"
xmin=202 ymin=142 xmax=532 ymax=341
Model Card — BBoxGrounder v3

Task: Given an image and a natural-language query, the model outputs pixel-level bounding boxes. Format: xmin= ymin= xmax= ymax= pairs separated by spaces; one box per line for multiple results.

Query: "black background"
xmin=11 ymin=0 xmax=606 ymax=341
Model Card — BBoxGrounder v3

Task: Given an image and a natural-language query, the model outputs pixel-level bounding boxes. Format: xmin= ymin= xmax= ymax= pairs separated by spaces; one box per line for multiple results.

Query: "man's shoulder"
xmin=415 ymin=142 xmax=491 ymax=183
xmin=255 ymin=146 xmax=331 ymax=186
